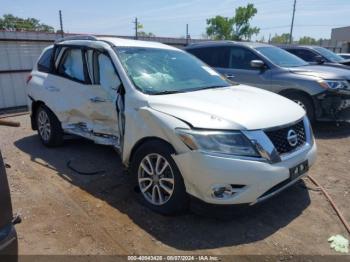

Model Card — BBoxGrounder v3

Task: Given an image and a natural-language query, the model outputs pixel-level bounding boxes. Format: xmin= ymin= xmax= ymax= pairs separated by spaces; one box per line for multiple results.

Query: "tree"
xmin=0 ymin=14 xmax=54 ymax=32
xmin=206 ymin=4 xmax=259 ymax=41
xmin=270 ymin=33 xmax=291 ymax=44
xmin=298 ymin=36 xmax=317 ymax=45
xmin=206 ymin=16 xmax=233 ymax=40
xmin=137 ymin=22 xmax=155 ymax=37
xmin=138 ymin=31 xmax=156 ymax=37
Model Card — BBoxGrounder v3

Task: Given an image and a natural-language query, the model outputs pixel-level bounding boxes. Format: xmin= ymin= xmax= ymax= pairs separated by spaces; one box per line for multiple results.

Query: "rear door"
xmin=219 ymin=46 xmax=271 ymax=89
xmin=0 ymin=150 xmax=13 ymax=230
xmin=286 ymin=48 xmax=319 ymax=63
xmin=42 ymin=46 xmax=96 ymax=131
xmin=42 ymin=46 xmax=121 ymax=145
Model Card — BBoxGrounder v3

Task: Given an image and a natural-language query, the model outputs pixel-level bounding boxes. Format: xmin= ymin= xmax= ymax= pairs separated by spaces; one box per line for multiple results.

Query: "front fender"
xmin=122 ymin=107 xmax=191 ymax=166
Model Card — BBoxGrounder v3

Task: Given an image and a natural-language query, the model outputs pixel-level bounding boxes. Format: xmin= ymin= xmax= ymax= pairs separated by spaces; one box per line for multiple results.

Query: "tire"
xmin=131 ymin=140 xmax=188 ymax=215
xmin=284 ymin=93 xmax=315 ymax=123
xmin=36 ymin=105 xmax=63 ymax=147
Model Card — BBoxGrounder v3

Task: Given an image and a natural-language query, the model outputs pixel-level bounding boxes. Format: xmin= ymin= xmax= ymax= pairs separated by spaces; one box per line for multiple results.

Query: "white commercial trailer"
xmin=0 ymin=31 xmax=55 ymax=110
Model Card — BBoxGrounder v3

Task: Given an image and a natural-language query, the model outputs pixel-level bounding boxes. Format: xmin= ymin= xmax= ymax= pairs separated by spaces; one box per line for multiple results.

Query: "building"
xmin=328 ymin=26 xmax=350 ymax=53
xmin=331 ymin=26 xmax=350 ymax=42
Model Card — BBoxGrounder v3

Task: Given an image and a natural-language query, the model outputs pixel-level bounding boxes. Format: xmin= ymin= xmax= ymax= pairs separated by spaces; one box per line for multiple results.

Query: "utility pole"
xmin=134 ymin=17 xmax=138 ymax=40
xmin=59 ymin=10 xmax=64 ymax=38
xmin=186 ymin=24 xmax=189 ymax=45
xmin=289 ymin=0 xmax=296 ymax=44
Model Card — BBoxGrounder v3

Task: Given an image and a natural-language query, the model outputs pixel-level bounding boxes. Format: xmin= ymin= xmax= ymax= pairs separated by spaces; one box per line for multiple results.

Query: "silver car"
xmin=186 ymin=42 xmax=350 ymax=122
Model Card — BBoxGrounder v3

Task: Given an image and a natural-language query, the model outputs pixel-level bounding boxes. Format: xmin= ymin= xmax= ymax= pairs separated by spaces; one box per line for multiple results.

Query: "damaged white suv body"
xmin=27 ymin=36 xmax=317 ymax=214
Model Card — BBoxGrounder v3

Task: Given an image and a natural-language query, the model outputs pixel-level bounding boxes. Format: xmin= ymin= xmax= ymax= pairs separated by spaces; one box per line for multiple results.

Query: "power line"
xmin=260 ymin=24 xmax=348 ymax=30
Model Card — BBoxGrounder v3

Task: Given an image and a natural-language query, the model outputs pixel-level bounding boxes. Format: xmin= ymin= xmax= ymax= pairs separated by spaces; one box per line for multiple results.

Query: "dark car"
xmin=0 ymin=150 xmax=19 ymax=260
xmin=280 ymin=45 xmax=350 ymax=70
xmin=185 ymin=41 xmax=350 ymax=122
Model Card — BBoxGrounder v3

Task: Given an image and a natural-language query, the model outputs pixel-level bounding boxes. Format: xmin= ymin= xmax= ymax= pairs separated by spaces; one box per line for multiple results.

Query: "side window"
xmin=288 ymin=49 xmax=317 ymax=62
xmin=229 ymin=47 xmax=260 ymax=70
xmin=188 ymin=47 xmax=228 ymax=68
xmin=188 ymin=48 xmax=210 ymax=64
xmin=97 ymin=53 xmax=121 ymax=98
xmin=58 ymin=48 xmax=85 ymax=82
xmin=37 ymin=48 xmax=53 ymax=73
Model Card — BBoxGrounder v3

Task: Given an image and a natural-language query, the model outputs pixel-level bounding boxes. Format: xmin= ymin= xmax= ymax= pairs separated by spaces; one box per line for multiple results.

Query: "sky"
xmin=1 ymin=0 xmax=350 ymax=41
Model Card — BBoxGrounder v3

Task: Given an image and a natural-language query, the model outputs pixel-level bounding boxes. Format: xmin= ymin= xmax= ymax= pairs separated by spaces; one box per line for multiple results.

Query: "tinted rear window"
xmin=37 ymin=48 xmax=53 ymax=73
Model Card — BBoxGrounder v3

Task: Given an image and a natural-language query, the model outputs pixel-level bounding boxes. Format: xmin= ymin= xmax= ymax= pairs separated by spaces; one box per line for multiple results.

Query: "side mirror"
xmin=250 ymin=60 xmax=265 ymax=69
xmin=314 ymin=55 xmax=325 ymax=64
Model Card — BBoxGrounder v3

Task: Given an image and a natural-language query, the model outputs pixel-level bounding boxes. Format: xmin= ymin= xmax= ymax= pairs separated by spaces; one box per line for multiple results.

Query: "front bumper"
xmin=173 ymin=142 xmax=317 ymax=205
xmin=314 ymin=90 xmax=350 ymax=121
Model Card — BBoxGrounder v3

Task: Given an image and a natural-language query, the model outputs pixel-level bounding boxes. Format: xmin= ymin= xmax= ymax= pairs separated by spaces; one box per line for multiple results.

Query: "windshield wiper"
xmin=186 ymin=85 xmax=229 ymax=92
xmin=151 ymin=85 xmax=229 ymax=95
xmin=152 ymin=90 xmax=181 ymax=95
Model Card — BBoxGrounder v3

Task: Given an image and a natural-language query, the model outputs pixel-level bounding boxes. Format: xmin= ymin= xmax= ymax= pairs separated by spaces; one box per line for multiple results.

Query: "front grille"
xmin=265 ymin=120 xmax=306 ymax=155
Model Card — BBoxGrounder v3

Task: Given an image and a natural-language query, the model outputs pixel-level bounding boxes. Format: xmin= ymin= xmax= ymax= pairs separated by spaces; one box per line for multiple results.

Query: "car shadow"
xmin=313 ymin=121 xmax=350 ymax=139
xmin=14 ymin=135 xmax=311 ymax=250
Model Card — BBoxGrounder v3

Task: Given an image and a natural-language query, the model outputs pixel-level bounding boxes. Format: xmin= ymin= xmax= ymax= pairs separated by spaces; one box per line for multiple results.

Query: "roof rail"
xmin=54 ymin=35 xmax=98 ymax=44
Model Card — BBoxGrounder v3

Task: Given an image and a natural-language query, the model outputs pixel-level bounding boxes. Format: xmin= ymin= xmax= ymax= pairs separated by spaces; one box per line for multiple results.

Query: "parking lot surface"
xmin=0 ymin=115 xmax=349 ymax=255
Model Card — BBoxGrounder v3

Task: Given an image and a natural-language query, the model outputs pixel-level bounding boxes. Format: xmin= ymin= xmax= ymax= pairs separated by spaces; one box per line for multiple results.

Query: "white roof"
xmin=97 ymin=37 xmax=178 ymax=50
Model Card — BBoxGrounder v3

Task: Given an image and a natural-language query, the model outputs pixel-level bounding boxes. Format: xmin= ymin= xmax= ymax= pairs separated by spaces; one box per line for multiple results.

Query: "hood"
xmin=148 ymin=85 xmax=305 ymax=130
xmin=289 ymin=65 xmax=350 ymax=80
xmin=338 ymin=59 xmax=350 ymax=66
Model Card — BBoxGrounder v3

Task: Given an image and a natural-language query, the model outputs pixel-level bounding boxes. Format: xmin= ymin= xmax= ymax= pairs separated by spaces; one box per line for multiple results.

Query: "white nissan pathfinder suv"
xmin=27 ymin=36 xmax=317 ymax=214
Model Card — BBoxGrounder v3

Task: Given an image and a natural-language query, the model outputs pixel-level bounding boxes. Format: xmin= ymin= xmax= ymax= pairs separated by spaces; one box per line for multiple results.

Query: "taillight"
xmin=26 ymin=74 xmax=32 ymax=85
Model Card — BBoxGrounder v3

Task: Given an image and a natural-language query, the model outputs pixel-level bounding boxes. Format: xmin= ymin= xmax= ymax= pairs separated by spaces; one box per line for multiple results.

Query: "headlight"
xmin=318 ymin=80 xmax=350 ymax=90
xmin=175 ymin=128 xmax=259 ymax=157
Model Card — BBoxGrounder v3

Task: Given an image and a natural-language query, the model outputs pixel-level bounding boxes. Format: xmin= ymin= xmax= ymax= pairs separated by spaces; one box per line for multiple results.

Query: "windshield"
xmin=256 ymin=46 xmax=309 ymax=67
xmin=114 ymin=47 xmax=230 ymax=94
xmin=313 ymin=47 xmax=345 ymax=63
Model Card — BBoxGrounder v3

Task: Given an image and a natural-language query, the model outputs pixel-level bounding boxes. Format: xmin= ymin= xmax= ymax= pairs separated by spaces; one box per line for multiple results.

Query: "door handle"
xmin=90 ymin=97 xmax=106 ymax=103
xmin=225 ymin=74 xmax=235 ymax=79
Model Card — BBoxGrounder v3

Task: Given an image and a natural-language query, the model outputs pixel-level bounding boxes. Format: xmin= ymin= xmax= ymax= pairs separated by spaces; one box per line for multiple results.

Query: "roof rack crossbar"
xmin=55 ymin=35 xmax=98 ymax=44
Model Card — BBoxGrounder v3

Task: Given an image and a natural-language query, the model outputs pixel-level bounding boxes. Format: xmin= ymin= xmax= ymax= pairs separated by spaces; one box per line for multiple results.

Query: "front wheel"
xmin=284 ymin=93 xmax=315 ymax=123
xmin=131 ymin=141 xmax=188 ymax=215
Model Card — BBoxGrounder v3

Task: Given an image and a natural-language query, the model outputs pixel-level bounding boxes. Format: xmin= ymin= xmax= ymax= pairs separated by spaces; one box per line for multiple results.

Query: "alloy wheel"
xmin=138 ymin=153 xmax=175 ymax=206
xmin=38 ymin=110 xmax=51 ymax=142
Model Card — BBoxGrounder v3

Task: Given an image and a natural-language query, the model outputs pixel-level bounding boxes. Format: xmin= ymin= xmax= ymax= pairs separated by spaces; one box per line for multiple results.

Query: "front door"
xmin=84 ymin=50 xmax=122 ymax=138
xmin=219 ymin=46 xmax=271 ymax=90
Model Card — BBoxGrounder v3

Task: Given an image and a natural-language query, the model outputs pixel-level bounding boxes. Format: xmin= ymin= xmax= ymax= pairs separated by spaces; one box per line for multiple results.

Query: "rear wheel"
xmin=36 ymin=106 xmax=63 ymax=147
xmin=131 ymin=141 xmax=188 ymax=215
xmin=284 ymin=93 xmax=315 ymax=123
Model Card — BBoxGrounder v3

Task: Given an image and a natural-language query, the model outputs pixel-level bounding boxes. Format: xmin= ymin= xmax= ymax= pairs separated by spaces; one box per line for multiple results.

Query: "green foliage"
xmin=137 ymin=22 xmax=155 ymax=37
xmin=232 ymin=4 xmax=260 ymax=40
xmin=270 ymin=33 xmax=291 ymax=44
xmin=206 ymin=4 xmax=259 ymax=41
xmin=138 ymin=31 xmax=156 ymax=37
xmin=0 ymin=14 xmax=54 ymax=32
xmin=298 ymin=36 xmax=317 ymax=45
xmin=206 ymin=16 xmax=233 ymax=40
